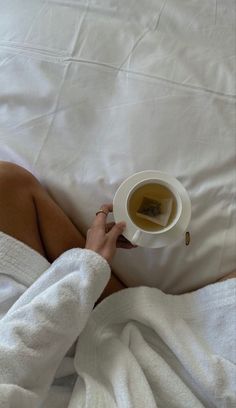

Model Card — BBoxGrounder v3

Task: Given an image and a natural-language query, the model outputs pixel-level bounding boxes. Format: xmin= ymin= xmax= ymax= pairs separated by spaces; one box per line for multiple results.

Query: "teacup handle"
xmin=131 ymin=230 xmax=142 ymax=245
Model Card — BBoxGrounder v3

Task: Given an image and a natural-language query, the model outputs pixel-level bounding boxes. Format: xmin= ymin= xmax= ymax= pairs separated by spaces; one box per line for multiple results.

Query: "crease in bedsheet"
xmin=117 ymin=0 xmax=168 ymax=72
xmin=117 ymin=28 xmax=151 ymax=72
xmin=33 ymin=6 xmax=90 ymax=167
xmin=1 ymin=43 xmax=234 ymax=99
xmin=0 ymin=41 xmax=68 ymax=60
xmin=48 ymin=0 xmax=117 ymax=13
xmin=23 ymin=2 xmax=48 ymax=43
xmin=0 ymin=54 xmax=18 ymax=68
xmin=214 ymin=0 xmax=218 ymax=25
xmin=4 ymin=102 xmax=85 ymax=132
xmin=4 ymin=93 xmax=175 ymax=132
xmin=153 ymin=0 xmax=168 ymax=31
xmin=1 ymin=5 xmax=236 ymax=98
xmin=58 ymin=57 xmax=236 ymax=99
xmin=47 ymin=0 xmax=155 ymax=27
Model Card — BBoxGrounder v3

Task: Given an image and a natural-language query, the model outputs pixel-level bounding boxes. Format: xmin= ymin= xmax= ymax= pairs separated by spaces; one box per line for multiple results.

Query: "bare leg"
xmin=216 ymin=270 xmax=236 ymax=282
xmin=0 ymin=161 xmax=124 ymax=299
xmin=0 ymin=161 xmax=85 ymax=261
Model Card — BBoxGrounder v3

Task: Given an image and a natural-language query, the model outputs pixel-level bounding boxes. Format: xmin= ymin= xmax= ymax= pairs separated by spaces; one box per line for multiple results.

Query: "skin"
xmin=0 ymin=161 xmax=136 ymax=302
xmin=0 ymin=161 xmax=235 ymax=302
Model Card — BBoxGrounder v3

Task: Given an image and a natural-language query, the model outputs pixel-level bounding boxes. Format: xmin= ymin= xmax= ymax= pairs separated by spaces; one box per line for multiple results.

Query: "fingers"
xmin=107 ymin=222 xmax=126 ymax=244
xmin=105 ymin=222 xmax=115 ymax=233
xmin=105 ymin=203 xmax=113 ymax=212
xmin=117 ymin=238 xmax=138 ymax=248
xmin=106 ymin=222 xmax=138 ymax=248
xmin=92 ymin=203 xmax=113 ymax=228
xmin=91 ymin=203 xmax=137 ymax=249
xmin=117 ymin=241 xmax=135 ymax=249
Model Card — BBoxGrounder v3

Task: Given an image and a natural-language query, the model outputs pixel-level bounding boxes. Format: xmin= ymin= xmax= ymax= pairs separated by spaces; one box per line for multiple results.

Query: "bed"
xmin=0 ymin=0 xmax=235 ymax=294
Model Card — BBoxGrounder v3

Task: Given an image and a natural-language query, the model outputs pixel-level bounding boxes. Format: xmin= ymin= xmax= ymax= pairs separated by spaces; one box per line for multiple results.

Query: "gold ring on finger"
xmin=96 ymin=210 xmax=109 ymax=216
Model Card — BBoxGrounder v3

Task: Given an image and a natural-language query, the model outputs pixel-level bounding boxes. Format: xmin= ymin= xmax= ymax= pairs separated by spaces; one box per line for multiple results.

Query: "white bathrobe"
xmin=0 ymin=231 xmax=235 ymax=408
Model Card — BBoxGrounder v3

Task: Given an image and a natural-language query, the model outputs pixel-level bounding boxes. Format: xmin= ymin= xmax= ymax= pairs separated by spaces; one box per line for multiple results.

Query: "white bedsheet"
xmin=0 ymin=0 xmax=235 ymax=294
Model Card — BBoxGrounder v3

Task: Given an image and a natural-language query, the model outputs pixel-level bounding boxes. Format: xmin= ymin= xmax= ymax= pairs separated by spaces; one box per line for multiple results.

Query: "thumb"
xmin=108 ymin=222 xmax=126 ymax=244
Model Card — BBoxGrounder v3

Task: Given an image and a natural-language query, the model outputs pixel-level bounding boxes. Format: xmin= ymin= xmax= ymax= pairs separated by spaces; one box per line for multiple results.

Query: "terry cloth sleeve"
xmin=0 ymin=248 xmax=110 ymax=408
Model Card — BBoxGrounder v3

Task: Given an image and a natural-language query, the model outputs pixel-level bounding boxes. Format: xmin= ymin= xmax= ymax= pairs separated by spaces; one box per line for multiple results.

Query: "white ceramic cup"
xmin=126 ymin=178 xmax=182 ymax=246
xmin=113 ymin=170 xmax=191 ymax=248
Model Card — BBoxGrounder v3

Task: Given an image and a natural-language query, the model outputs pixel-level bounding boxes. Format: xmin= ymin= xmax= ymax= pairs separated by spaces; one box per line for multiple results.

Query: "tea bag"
xmin=136 ymin=195 xmax=173 ymax=227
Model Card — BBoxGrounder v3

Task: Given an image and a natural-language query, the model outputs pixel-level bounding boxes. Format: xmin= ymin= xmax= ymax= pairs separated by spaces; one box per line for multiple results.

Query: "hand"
xmin=105 ymin=222 xmax=137 ymax=249
xmin=85 ymin=203 xmax=136 ymax=266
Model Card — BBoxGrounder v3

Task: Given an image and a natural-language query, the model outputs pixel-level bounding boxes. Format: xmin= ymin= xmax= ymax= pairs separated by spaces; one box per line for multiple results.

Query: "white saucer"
xmin=113 ymin=170 xmax=191 ymax=248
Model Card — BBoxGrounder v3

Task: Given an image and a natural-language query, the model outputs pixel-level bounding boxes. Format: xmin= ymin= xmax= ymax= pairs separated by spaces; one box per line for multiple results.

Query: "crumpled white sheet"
xmin=0 ymin=0 xmax=235 ymax=294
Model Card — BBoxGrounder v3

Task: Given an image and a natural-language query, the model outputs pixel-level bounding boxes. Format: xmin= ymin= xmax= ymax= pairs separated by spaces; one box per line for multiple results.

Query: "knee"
xmin=0 ymin=161 xmax=39 ymax=192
